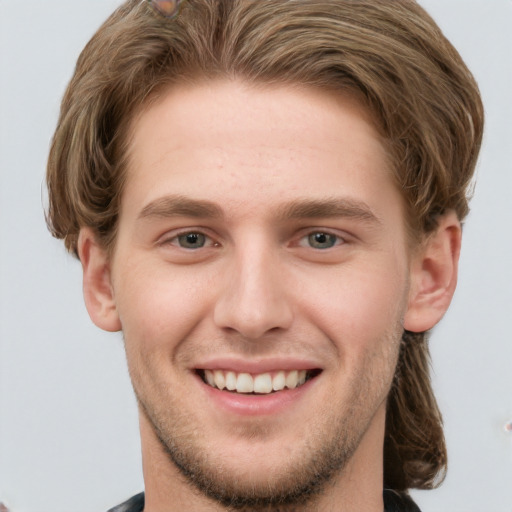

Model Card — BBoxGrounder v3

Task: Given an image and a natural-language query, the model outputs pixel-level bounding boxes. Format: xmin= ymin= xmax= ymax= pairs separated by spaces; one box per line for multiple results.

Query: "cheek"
xmin=299 ymin=261 xmax=409 ymax=347
xmin=112 ymin=261 xmax=217 ymax=350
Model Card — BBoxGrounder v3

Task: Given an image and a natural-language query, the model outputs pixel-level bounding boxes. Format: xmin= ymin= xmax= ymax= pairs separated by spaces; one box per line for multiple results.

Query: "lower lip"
xmin=196 ymin=374 xmax=318 ymax=416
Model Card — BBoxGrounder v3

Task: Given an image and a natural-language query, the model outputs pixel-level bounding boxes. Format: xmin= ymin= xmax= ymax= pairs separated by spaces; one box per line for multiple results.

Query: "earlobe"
xmin=78 ymin=228 xmax=122 ymax=332
xmin=404 ymin=211 xmax=462 ymax=333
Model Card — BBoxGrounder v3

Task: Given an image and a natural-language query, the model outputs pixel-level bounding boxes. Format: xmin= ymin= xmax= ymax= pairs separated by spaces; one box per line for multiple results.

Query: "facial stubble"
xmin=130 ymin=323 xmax=402 ymax=511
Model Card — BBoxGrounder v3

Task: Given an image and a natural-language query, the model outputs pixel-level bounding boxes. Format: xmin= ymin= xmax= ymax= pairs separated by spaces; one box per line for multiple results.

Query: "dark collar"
xmin=108 ymin=490 xmax=421 ymax=512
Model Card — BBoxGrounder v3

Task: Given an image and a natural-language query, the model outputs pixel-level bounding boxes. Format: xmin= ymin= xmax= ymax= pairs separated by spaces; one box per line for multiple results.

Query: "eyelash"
xmin=159 ymin=229 xmax=346 ymax=251
xmin=296 ymin=231 xmax=345 ymax=250
xmin=159 ymin=230 xmax=217 ymax=249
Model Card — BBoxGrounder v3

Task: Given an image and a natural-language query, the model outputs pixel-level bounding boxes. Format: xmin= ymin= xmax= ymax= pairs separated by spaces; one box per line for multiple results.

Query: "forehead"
xmin=122 ymin=80 xmax=399 ymax=222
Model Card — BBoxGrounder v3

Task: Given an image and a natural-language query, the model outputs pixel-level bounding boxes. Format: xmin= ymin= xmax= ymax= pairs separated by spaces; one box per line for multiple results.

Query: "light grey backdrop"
xmin=0 ymin=1 xmax=511 ymax=511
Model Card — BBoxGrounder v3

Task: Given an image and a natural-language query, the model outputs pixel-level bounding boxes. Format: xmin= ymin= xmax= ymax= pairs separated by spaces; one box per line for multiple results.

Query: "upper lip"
xmin=194 ymin=357 xmax=323 ymax=374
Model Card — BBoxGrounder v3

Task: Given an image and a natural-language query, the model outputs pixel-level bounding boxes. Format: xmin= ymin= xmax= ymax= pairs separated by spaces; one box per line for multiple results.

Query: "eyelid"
xmin=294 ymin=228 xmax=348 ymax=248
xmin=157 ymin=227 xmax=218 ymax=248
xmin=155 ymin=226 xmax=351 ymax=249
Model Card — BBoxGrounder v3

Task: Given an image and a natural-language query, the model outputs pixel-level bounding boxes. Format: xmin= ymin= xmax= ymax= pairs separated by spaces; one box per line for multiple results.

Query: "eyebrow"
xmin=137 ymin=194 xmax=381 ymax=225
xmin=138 ymin=195 xmax=224 ymax=220
xmin=276 ymin=197 xmax=382 ymax=225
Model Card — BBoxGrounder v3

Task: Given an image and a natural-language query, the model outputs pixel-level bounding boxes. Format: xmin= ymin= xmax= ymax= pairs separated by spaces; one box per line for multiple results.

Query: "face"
xmin=105 ymin=81 xmax=415 ymax=508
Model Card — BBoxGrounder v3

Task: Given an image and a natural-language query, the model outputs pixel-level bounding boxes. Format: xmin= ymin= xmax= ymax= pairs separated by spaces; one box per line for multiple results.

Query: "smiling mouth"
xmin=197 ymin=369 xmax=321 ymax=395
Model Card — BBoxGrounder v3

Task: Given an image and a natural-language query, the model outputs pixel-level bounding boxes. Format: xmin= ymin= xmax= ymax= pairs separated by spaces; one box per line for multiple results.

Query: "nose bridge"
xmin=213 ymin=234 xmax=293 ymax=339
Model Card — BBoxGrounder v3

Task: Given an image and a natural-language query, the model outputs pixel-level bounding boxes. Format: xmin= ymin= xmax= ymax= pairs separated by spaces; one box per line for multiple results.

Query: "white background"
xmin=0 ymin=1 xmax=511 ymax=511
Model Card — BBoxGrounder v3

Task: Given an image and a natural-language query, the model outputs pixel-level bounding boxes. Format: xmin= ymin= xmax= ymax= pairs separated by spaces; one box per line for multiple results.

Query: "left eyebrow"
xmin=276 ymin=197 xmax=382 ymax=225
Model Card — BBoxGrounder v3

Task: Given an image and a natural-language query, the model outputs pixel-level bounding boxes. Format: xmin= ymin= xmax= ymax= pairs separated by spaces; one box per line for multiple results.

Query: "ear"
xmin=404 ymin=211 xmax=462 ymax=333
xmin=77 ymin=227 xmax=122 ymax=332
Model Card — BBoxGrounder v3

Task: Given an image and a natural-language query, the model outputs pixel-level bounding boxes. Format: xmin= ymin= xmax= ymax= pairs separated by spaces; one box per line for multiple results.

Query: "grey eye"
xmin=307 ymin=232 xmax=338 ymax=249
xmin=177 ymin=232 xmax=206 ymax=249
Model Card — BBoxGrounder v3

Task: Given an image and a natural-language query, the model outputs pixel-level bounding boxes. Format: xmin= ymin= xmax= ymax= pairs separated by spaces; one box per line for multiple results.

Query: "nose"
xmin=213 ymin=242 xmax=294 ymax=340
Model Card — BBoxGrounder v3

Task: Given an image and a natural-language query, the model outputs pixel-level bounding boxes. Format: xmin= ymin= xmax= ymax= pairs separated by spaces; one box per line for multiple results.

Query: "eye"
xmin=175 ymin=232 xmax=208 ymax=249
xmin=301 ymin=231 xmax=341 ymax=249
xmin=156 ymin=229 xmax=220 ymax=263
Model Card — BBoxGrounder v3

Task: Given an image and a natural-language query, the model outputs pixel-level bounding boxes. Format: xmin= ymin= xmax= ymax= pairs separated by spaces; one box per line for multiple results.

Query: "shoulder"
xmin=107 ymin=492 xmax=145 ymax=512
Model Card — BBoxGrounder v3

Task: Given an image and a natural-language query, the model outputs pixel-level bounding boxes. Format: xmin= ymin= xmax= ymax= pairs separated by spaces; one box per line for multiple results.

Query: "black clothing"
xmin=383 ymin=489 xmax=422 ymax=512
xmin=108 ymin=489 xmax=421 ymax=511
xmin=108 ymin=493 xmax=144 ymax=512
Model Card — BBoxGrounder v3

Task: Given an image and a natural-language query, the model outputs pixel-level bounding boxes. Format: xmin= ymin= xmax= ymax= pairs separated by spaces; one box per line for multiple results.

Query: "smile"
xmin=199 ymin=369 xmax=320 ymax=394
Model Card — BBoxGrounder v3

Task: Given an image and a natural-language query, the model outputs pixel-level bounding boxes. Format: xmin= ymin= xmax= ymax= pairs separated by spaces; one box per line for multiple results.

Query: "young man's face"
xmin=85 ymin=81 xmax=423 ymax=506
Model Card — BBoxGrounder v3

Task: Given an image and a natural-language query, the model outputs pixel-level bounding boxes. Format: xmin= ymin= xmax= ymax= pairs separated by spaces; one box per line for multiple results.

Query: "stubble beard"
xmin=132 ymin=328 xmax=402 ymax=511
xmin=140 ymin=400 xmax=360 ymax=511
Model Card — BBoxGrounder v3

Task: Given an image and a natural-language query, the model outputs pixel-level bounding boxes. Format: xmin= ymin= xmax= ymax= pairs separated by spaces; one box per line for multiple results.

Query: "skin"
xmin=79 ymin=80 xmax=461 ymax=511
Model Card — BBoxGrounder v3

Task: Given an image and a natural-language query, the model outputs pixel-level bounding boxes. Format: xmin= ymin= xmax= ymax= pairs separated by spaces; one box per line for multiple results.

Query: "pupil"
xmin=309 ymin=232 xmax=335 ymax=249
xmin=179 ymin=233 xmax=205 ymax=248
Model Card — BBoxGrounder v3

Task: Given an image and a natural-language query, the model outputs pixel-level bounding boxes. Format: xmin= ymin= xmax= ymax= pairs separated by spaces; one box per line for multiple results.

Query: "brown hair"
xmin=46 ymin=0 xmax=484 ymax=491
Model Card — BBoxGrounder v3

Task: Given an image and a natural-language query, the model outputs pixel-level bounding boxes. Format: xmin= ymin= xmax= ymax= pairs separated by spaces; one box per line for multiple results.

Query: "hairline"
xmin=98 ymin=76 xmax=425 ymax=259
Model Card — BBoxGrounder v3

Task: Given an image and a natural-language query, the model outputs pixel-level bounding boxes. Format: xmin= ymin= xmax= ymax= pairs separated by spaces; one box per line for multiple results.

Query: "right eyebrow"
xmin=137 ymin=195 xmax=224 ymax=220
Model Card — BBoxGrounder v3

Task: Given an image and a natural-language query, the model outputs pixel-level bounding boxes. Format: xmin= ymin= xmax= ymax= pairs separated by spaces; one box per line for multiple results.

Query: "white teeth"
xmin=253 ymin=373 xmax=272 ymax=394
xmin=205 ymin=369 xmax=215 ymax=387
xmin=213 ymin=370 xmax=226 ymax=390
xmin=236 ymin=373 xmax=254 ymax=393
xmin=272 ymin=371 xmax=286 ymax=391
xmin=203 ymin=369 xmax=313 ymax=394
xmin=285 ymin=370 xmax=299 ymax=389
xmin=225 ymin=371 xmax=237 ymax=391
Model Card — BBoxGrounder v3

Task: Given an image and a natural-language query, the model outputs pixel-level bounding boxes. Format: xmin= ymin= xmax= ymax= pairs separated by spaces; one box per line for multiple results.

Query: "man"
xmin=46 ymin=0 xmax=483 ymax=510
